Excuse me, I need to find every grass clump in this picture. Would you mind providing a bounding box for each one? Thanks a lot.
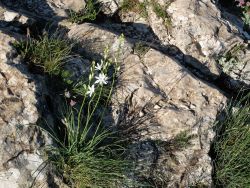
[14,32,137,187]
[134,42,150,56]
[121,0,148,18]
[48,54,133,187]
[69,0,100,24]
[151,0,171,28]
[172,131,195,149]
[49,109,132,187]
[155,130,196,152]
[213,92,250,187]
[45,36,139,187]
[13,33,72,75]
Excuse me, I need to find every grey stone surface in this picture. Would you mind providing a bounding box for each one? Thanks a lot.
[67,23,133,61]
[1,0,85,18]
[0,31,67,188]
[112,49,226,187]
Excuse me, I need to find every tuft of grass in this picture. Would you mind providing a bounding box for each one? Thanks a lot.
[13,33,72,75]
[155,131,196,152]
[47,110,133,188]
[151,0,172,28]
[69,0,100,24]
[213,92,250,188]
[44,36,142,187]
[134,42,150,57]
[121,0,148,18]
[47,63,134,187]
[172,131,195,149]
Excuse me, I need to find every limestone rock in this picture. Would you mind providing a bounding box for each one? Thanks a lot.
[218,44,250,89]
[1,0,85,18]
[99,0,122,15]
[0,0,242,187]
[144,0,249,88]
[114,0,249,89]
[0,32,66,188]
[67,23,133,61]
[3,11,19,22]
[113,49,226,187]
[58,0,86,12]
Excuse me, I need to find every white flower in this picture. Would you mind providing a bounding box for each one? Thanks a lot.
[95,62,103,71]
[64,91,71,98]
[86,85,95,97]
[95,73,108,85]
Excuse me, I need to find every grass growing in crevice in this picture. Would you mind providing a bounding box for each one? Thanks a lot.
[172,131,196,149]
[13,32,73,75]
[155,131,196,152]
[47,107,133,187]
[69,0,100,24]
[121,0,149,18]
[213,92,250,188]
[133,42,150,57]
[14,33,143,187]
[151,0,172,28]
[46,49,140,187]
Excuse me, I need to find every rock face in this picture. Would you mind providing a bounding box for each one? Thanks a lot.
[113,48,226,187]
[67,23,133,61]
[1,0,85,18]
[0,32,66,188]
[165,0,249,88]
[108,0,250,89]
[217,44,250,89]
[61,21,227,186]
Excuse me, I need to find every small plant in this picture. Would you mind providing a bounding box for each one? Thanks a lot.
[13,33,72,75]
[134,42,150,56]
[213,92,250,187]
[69,0,100,24]
[151,0,171,28]
[172,131,195,149]
[121,0,148,18]
[47,53,133,187]
[155,131,196,152]
[243,10,250,26]
[235,0,250,30]
[44,35,142,187]
[217,44,245,74]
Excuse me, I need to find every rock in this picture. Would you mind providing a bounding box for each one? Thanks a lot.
[66,23,227,185]
[128,141,158,179]
[0,168,20,188]
[67,23,133,61]
[168,0,249,88]
[147,2,171,45]
[0,0,242,187]
[116,0,249,90]
[58,0,86,12]
[64,57,91,81]
[1,0,85,19]
[113,49,226,187]
[218,44,250,90]
[1,0,56,18]
[99,0,122,15]
[0,32,66,188]
[3,11,19,22]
